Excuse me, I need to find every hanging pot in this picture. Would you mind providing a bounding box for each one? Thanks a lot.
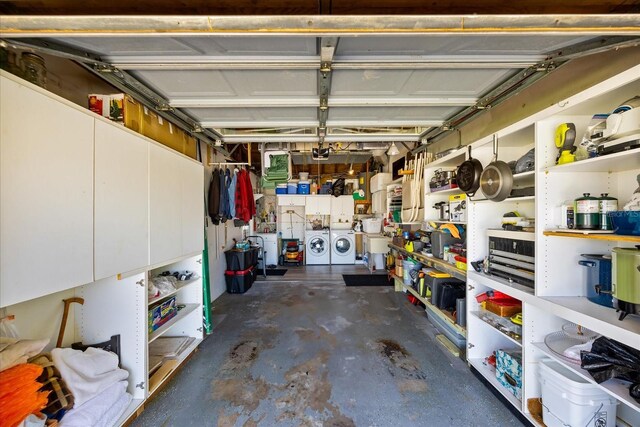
[456,145,483,197]
[480,135,513,202]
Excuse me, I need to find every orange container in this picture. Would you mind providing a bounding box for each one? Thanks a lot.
[485,299,522,317]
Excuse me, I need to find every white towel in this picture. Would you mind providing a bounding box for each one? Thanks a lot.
[59,380,130,427]
[52,347,129,407]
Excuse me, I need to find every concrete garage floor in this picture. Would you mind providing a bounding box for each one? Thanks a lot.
[133,266,525,427]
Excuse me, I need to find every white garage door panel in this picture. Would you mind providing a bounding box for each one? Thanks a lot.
[135,69,317,99]
[94,121,149,280]
[332,69,513,97]
[335,35,595,57]
[328,106,461,121]
[1,76,94,307]
[55,36,318,58]
[186,107,318,122]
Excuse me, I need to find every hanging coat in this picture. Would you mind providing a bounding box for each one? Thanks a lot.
[227,169,237,219]
[245,169,256,219]
[218,168,228,223]
[235,169,249,223]
[207,168,221,225]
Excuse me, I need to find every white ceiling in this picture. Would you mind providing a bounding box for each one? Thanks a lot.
[45,33,608,142]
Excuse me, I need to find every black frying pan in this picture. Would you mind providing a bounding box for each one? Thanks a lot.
[456,145,483,197]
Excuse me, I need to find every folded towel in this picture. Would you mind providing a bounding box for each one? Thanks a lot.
[59,381,130,427]
[96,388,132,427]
[52,348,128,407]
[0,337,49,372]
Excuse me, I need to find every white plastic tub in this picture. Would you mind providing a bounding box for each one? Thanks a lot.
[362,218,382,234]
[539,359,617,427]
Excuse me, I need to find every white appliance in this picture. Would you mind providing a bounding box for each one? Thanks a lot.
[305,229,331,265]
[331,230,356,264]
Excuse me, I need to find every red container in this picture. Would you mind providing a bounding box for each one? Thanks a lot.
[225,266,255,294]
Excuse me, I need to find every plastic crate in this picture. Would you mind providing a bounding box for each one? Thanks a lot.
[225,266,255,294]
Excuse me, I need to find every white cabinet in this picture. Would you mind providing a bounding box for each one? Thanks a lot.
[330,195,354,217]
[94,120,149,280]
[149,143,183,265]
[277,195,305,206]
[305,195,330,215]
[1,75,94,307]
[372,191,386,214]
[149,144,204,265]
[179,156,204,256]
[257,233,278,267]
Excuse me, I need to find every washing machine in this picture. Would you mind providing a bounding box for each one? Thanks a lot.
[331,230,356,264]
[305,229,331,265]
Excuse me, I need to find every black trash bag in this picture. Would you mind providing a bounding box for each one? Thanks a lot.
[581,336,640,401]
[331,178,346,197]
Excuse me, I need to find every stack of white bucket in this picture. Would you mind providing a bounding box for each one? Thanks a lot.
[539,359,617,427]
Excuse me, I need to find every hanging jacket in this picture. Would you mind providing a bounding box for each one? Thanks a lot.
[245,169,256,219]
[208,168,220,225]
[235,169,249,223]
[218,168,228,223]
[228,169,237,219]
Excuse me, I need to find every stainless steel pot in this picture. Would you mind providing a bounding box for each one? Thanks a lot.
[480,135,514,202]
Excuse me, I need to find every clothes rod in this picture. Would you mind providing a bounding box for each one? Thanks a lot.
[209,162,249,166]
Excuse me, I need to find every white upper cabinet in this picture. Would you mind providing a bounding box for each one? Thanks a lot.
[179,155,205,256]
[305,195,330,215]
[149,143,204,265]
[277,195,306,206]
[94,120,150,280]
[1,75,94,307]
[331,195,354,217]
[149,143,183,265]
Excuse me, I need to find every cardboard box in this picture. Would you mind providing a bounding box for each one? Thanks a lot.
[495,349,522,400]
[90,93,198,159]
[148,296,177,333]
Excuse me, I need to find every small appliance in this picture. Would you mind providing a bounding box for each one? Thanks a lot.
[612,246,640,320]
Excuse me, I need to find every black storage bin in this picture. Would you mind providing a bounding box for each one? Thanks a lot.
[225,266,255,294]
[436,283,465,311]
[427,275,464,304]
[225,248,258,271]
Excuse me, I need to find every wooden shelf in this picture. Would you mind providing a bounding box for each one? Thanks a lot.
[389,244,466,281]
[543,230,640,243]
[533,342,640,412]
[469,358,522,410]
[395,277,467,338]
[148,338,202,396]
[148,303,199,343]
[544,147,640,173]
[148,277,200,306]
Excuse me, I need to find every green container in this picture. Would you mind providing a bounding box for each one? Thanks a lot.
[612,246,640,320]
[575,193,599,230]
[598,193,618,231]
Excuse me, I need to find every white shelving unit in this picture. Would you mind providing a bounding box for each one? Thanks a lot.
[463,64,640,426]
[0,73,206,427]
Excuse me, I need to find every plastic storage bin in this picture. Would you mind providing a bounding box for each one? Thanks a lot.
[539,359,617,427]
[298,181,310,194]
[608,210,640,236]
[225,248,258,271]
[362,218,382,233]
[402,258,420,286]
[225,266,256,294]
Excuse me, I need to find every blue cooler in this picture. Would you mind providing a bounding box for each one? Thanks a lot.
[298,181,310,194]
[276,184,288,194]
[287,182,298,194]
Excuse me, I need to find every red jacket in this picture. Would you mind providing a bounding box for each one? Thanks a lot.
[235,169,255,223]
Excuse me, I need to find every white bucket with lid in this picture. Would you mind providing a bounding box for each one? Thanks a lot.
[539,359,617,427]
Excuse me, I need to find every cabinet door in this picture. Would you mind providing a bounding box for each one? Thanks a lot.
[317,196,331,215]
[149,143,182,265]
[180,156,204,256]
[305,196,318,214]
[1,76,94,306]
[94,121,149,280]
[341,196,354,216]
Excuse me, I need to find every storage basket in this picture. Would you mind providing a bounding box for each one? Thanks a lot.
[362,218,382,234]
[539,359,617,427]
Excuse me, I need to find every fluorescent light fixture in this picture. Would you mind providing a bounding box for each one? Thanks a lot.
[387,142,400,156]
